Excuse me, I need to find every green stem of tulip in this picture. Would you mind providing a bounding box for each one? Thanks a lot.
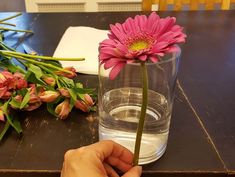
[0,27,33,34]
[0,42,16,51]
[133,62,148,166]
[0,50,85,61]
[0,42,9,50]
[0,22,16,27]
[4,53,73,74]
[0,13,22,22]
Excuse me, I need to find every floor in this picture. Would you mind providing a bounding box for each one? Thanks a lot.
[0,0,25,12]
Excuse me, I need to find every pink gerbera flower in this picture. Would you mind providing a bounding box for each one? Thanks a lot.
[99,12,186,80]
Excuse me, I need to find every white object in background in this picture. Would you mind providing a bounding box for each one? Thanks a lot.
[53,26,108,75]
[25,0,141,12]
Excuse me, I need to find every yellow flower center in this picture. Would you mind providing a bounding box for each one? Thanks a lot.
[129,40,149,51]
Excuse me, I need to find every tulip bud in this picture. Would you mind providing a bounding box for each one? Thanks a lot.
[59,88,70,98]
[55,67,77,79]
[14,95,23,102]
[0,108,5,122]
[55,99,70,119]
[10,95,23,109]
[74,100,89,112]
[29,94,41,104]
[0,86,7,99]
[39,90,60,103]
[42,76,56,87]
[24,102,42,111]
[84,94,94,106]
[0,71,14,89]
[0,86,11,99]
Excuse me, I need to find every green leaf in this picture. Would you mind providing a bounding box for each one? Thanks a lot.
[25,71,46,86]
[75,83,83,88]
[17,88,28,96]
[59,77,75,88]
[68,89,77,102]
[46,103,57,117]
[46,97,63,117]
[74,87,95,94]
[28,64,43,80]
[9,98,21,109]
[2,101,22,134]
[0,58,25,73]
[0,121,10,141]
[20,89,30,109]
[69,98,75,110]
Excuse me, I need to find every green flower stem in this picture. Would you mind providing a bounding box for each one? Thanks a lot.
[0,22,16,27]
[133,62,148,166]
[0,42,9,50]
[0,27,33,34]
[56,77,62,88]
[1,50,85,61]
[4,53,73,74]
[0,122,10,141]
[0,13,22,22]
[0,42,15,51]
[40,65,56,76]
[39,65,62,88]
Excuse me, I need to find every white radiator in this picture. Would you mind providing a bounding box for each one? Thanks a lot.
[25,0,142,12]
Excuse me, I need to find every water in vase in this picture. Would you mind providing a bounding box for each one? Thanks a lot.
[99,87,172,164]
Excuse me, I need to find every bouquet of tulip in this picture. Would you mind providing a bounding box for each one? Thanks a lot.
[0,13,95,141]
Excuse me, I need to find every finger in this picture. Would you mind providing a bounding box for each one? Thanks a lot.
[105,156,132,172]
[89,140,133,164]
[60,162,65,177]
[103,163,119,177]
[122,166,142,177]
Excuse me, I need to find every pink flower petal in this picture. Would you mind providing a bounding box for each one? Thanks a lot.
[149,56,159,63]
[138,55,147,61]
[109,63,126,80]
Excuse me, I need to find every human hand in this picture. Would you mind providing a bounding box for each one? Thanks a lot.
[61,140,142,177]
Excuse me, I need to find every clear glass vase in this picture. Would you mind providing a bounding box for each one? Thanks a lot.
[98,48,181,165]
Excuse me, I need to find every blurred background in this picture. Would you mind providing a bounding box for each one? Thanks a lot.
[0,0,142,12]
[0,0,234,12]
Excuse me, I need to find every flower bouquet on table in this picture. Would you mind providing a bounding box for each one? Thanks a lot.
[0,13,95,141]
[98,12,186,165]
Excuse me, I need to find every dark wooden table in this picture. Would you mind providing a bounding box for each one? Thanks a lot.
[0,11,235,177]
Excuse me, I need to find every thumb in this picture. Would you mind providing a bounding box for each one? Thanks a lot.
[122,166,142,177]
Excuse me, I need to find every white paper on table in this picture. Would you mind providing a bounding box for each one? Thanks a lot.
[53,26,109,75]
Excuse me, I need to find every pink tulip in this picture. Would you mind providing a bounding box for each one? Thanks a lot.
[74,100,89,112]
[29,94,41,104]
[0,86,12,100]
[0,86,7,99]
[59,88,70,98]
[0,71,14,86]
[42,76,56,87]
[55,67,77,79]
[55,99,71,119]
[13,72,27,90]
[39,90,60,103]
[84,94,94,107]
[24,102,42,111]
[0,71,14,90]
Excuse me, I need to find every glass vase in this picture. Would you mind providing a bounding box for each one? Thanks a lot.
[98,48,181,165]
